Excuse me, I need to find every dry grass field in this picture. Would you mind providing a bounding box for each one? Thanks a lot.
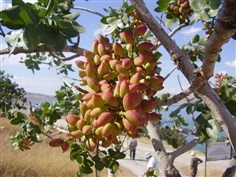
[0,118,135,177]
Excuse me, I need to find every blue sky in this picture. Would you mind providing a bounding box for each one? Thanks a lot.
[0,0,235,96]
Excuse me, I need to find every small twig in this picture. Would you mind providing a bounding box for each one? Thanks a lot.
[156,84,195,106]
[153,23,188,49]
[156,15,171,32]
[177,75,196,124]
[49,52,81,61]
[72,6,104,17]
[169,23,188,38]
[50,61,80,94]
[55,127,68,134]
[164,66,178,80]
[64,76,80,82]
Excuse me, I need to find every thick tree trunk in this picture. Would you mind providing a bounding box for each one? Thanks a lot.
[146,121,182,177]
[222,155,236,177]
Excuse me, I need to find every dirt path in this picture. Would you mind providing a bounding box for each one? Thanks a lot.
[118,139,231,177]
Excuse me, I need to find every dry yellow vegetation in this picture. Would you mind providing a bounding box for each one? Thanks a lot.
[0,118,135,177]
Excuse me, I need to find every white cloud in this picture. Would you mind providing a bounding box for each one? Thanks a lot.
[1,0,38,10]
[0,1,11,10]
[93,25,107,37]
[180,27,202,36]
[12,75,62,95]
[225,60,236,68]
[217,71,228,75]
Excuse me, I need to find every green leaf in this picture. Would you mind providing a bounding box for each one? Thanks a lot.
[108,148,116,156]
[93,156,104,171]
[169,104,188,117]
[63,12,80,20]
[76,156,83,164]
[206,119,221,142]
[0,6,25,29]
[12,0,25,6]
[178,117,188,126]
[189,0,210,12]
[210,0,221,10]
[165,17,177,27]
[100,16,110,24]
[172,139,178,148]
[186,104,195,115]
[220,87,235,102]
[154,51,162,61]
[16,111,27,119]
[191,34,200,44]
[18,7,34,25]
[115,151,126,159]
[23,24,41,49]
[110,161,119,173]
[155,0,171,12]
[225,100,236,115]
[103,25,117,34]
[116,19,126,29]
[84,159,94,167]
[14,0,39,23]
[208,9,219,17]
[57,20,81,37]
[125,5,134,13]
[38,8,47,18]
[122,14,129,24]
[195,111,211,127]
[46,0,57,16]
[80,165,93,174]
[95,162,104,171]
[109,7,119,16]
[106,17,119,25]
[38,24,66,50]
[10,117,25,125]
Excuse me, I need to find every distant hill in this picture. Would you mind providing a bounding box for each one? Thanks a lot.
[25,92,56,106]
[24,92,197,107]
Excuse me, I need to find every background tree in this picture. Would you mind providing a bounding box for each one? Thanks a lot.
[0,70,27,118]
[0,0,235,177]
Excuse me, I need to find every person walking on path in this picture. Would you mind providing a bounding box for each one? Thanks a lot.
[190,151,203,177]
[143,152,159,177]
[29,101,33,113]
[129,138,137,160]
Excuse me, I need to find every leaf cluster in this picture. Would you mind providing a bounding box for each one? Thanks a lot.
[0,0,85,51]
[70,144,126,176]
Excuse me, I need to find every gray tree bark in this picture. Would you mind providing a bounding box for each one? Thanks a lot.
[130,0,236,176]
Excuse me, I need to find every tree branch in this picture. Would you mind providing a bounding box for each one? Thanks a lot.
[0,45,85,57]
[202,0,236,80]
[72,6,104,17]
[170,137,199,161]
